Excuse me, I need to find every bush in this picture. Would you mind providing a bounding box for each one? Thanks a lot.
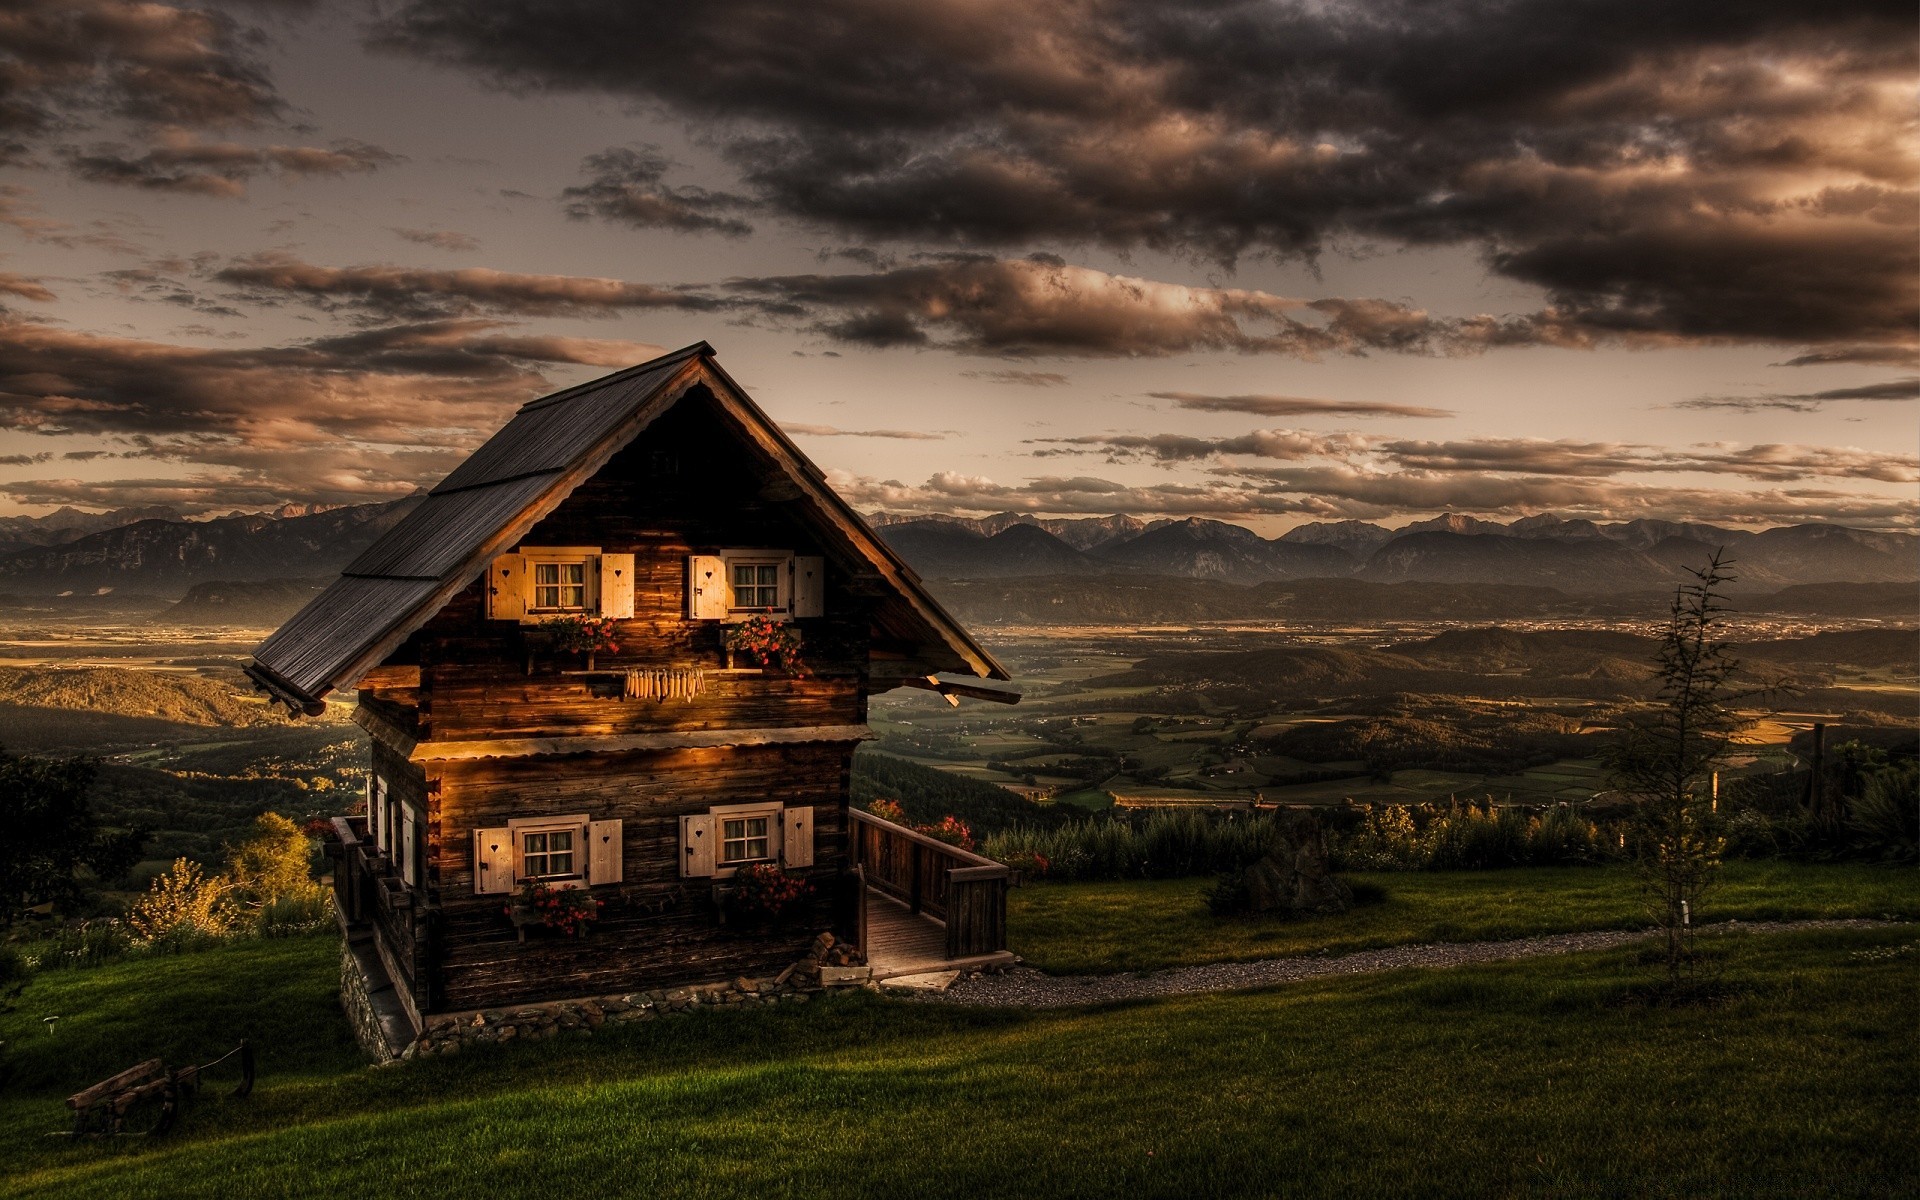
[258,890,334,937]
[0,942,28,986]
[128,858,236,942]
[1851,762,1919,865]
[983,809,1289,883]
[14,918,138,971]
[1334,801,1613,871]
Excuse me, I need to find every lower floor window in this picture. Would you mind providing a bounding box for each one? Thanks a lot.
[522,829,576,878]
[721,815,771,864]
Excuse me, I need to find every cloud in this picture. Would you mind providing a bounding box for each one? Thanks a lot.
[373,0,1918,353]
[1155,391,1452,419]
[829,465,1916,530]
[212,252,716,320]
[1031,429,1366,463]
[0,0,284,158]
[724,254,1571,358]
[0,315,640,511]
[0,452,52,466]
[1777,346,1920,369]
[784,423,946,440]
[1372,438,1919,485]
[1676,377,1920,412]
[392,227,482,252]
[0,274,56,303]
[563,145,755,236]
[963,369,1070,387]
[66,132,400,196]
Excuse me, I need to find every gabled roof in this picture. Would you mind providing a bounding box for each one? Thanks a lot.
[247,342,1009,713]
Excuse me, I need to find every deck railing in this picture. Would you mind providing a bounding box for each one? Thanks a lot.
[326,815,431,1012]
[848,808,1008,960]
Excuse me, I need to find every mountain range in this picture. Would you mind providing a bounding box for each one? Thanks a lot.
[0,498,1908,606]
[0,499,420,597]
[877,513,1917,593]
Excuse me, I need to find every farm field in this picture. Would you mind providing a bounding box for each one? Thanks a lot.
[1003,862,1920,974]
[0,925,1912,1199]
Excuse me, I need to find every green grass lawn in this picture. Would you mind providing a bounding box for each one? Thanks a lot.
[1008,861,1920,974]
[1,926,1914,1198]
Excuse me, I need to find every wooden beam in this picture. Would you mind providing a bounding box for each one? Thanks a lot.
[894,675,1022,706]
[404,723,874,762]
[353,704,419,759]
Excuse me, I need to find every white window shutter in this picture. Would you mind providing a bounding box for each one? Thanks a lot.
[600,553,635,619]
[687,555,727,620]
[400,812,417,887]
[486,553,526,621]
[680,813,716,877]
[372,777,388,853]
[588,818,623,885]
[473,827,513,895]
[791,556,824,618]
[782,806,815,868]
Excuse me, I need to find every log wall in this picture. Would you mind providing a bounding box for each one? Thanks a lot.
[349,400,878,1013]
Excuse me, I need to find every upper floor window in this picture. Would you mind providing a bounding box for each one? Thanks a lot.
[532,560,588,612]
[730,560,784,612]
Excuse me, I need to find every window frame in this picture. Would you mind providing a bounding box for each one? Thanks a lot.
[709,801,785,877]
[506,813,591,888]
[519,546,601,616]
[720,549,791,618]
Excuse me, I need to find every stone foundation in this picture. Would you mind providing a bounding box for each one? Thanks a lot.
[406,965,870,1057]
[339,939,409,1064]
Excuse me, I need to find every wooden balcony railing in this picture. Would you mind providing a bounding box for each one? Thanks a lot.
[848,809,1008,960]
[326,815,432,1013]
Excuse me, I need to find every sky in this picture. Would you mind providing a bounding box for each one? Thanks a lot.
[0,0,1913,534]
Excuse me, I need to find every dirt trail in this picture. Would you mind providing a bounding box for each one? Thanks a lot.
[914,919,1901,1008]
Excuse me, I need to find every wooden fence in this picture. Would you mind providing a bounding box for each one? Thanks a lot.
[847,809,1008,960]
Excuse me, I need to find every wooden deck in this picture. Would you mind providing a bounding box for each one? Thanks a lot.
[863,889,1014,980]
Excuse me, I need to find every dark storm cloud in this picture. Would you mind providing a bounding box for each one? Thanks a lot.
[1155,391,1452,419]
[212,252,718,320]
[0,314,648,509]
[0,1,402,192]
[1676,377,1920,413]
[374,0,1917,351]
[65,133,398,196]
[563,145,755,237]
[0,0,283,153]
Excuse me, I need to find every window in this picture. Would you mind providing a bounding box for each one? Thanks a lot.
[730,560,783,612]
[521,828,577,879]
[531,559,588,611]
[687,553,822,621]
[680,803,813,878]
[721,814,772,865]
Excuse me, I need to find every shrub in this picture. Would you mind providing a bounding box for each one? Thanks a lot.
[0,942,28,986]
[1334,801,1610,871]
[128,858,236,942]
[258,890,334,937]
[983,809,1288,883]
[13,919,138,971]
[1851,762,1919,865]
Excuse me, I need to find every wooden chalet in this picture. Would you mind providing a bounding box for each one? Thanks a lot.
[247,342,1017,1050]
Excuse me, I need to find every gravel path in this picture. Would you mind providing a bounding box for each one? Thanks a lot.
[913,919,1900,1008]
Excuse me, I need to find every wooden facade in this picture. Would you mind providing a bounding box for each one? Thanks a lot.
[254,344,1015,1032]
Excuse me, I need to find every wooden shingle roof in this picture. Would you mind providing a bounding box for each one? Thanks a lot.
[247,342,1008,712]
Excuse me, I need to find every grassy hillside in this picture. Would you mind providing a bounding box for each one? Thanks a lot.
[1006,862,1920,974]
[0,666,287,728]
[0,925,1913,1198]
